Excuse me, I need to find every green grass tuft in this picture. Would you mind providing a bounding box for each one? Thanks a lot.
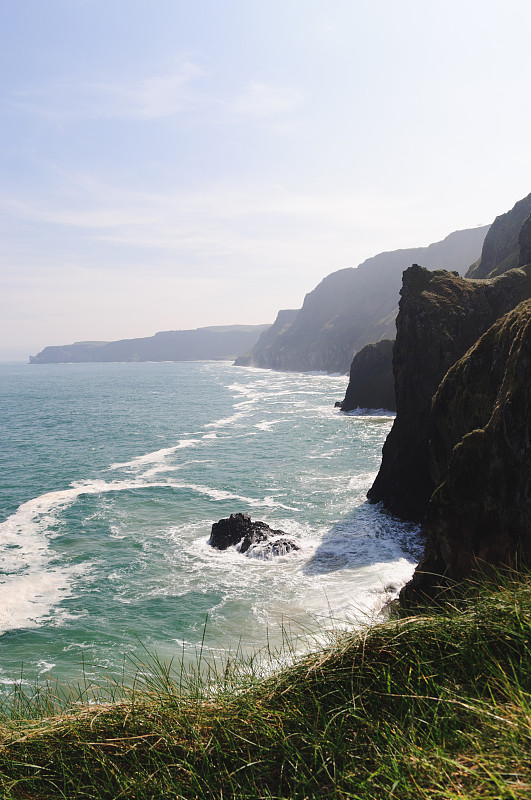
[1,576,531,798]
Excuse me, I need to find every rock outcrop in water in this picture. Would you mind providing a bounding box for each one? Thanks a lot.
[235,226,489,374]
[208,513,299,558]
[402,298,531,602]
[30,325,270,364]
[340,340,395,412]
[368,263,531,521]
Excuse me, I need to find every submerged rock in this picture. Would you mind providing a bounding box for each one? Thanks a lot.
[245,537,300,559]
[208,513,299,557]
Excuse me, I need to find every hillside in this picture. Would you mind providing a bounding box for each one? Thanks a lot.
[29,324,270,364]
[235,225,489,374]
[466,192,531,278]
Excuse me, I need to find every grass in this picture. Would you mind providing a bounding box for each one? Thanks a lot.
[1,578,531,798]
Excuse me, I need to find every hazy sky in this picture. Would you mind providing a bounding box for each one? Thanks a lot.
[2,0,531,358]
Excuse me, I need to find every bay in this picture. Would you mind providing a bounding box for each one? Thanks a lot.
[0,361,421,687]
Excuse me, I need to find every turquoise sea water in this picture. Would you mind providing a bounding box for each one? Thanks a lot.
[0,361,421,687]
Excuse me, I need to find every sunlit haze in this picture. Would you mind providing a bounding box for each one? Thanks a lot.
[2,0,531,359]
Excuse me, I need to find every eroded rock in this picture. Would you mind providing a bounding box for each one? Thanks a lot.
[208,513,299,557]
[401,298,531,603]
[467,192,531,279]
[368,263,531,521]
[340,339,395,412]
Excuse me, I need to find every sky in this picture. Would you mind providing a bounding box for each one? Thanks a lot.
[2,0,531,359]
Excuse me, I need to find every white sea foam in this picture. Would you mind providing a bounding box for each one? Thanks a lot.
[0,476,191,635]
[341,408,396,418]
[166,482,299,511]
[0,482,107,633]
[0,471,302,635]
[109,440,200,472]
[0,568,76,635]
[254,420,282,431]
[110,446,178,471]
[37,660,56,674]
[204,411,248,429]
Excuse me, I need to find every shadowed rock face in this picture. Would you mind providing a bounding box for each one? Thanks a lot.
[466,193,531,279]
[401,299,531,603]
[368,264,531,521]
[519,214,531,268]
[235,226,489,374]
[340,340,395,412]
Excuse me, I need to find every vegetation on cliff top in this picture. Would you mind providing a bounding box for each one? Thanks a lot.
[1,576,531,798]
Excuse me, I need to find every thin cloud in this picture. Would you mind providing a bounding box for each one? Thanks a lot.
[0,168,419,284]
[13,61,204,120]
[13,68,303,129]
[229,82,303,117]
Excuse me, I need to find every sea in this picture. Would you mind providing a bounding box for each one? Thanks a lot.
[0,360,422,690]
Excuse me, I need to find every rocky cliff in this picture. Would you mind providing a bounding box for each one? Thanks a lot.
[368,264,531,521]
[402,298,531,602]
[340,340,395,412]
[466,193,531,279]
[234,310,298,368]
[518,213,531,268]
[235,226,489,374]
[30,325,270,364]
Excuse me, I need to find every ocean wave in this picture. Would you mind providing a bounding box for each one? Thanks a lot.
[0,473,300,637]
[204,411,248,429]
[340,408,396,418]
[254,419,282,431]
[109,440,201,472]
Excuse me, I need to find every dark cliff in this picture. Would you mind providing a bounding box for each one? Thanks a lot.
[30,325,270,364]
[402,298,531,602]
[368,264,531,521]
[518,213,531,268]
[236,226,489,374]
[340,340,395,412]
[466,193,531,279]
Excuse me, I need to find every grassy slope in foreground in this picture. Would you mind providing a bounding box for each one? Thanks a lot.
[1,578,531,798]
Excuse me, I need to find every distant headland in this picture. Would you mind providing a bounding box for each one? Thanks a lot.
[29,324,270,364]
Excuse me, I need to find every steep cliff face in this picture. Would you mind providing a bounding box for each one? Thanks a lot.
[402,299,531,602]
[368,264,531,521]
[340,340,395,412]
[235,264,398,373]
[518,214,531,267]
[234,310,298,367]
[466,193,531,279]
[236,226,489,374]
